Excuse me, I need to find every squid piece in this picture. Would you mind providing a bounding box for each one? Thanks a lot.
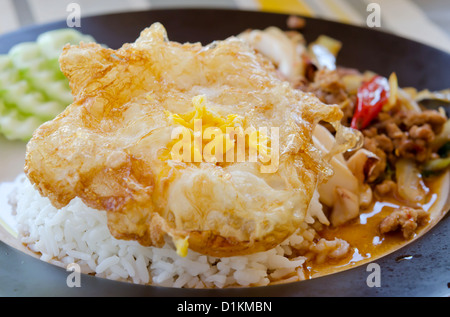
[329,187,360,227]
[395,158,429,203]
[314,127,380,226]
[347,148,380,208]
[313,125,360,225]
[238,26,305,82]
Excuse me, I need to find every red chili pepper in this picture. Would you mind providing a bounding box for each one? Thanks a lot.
[350,75,390,130]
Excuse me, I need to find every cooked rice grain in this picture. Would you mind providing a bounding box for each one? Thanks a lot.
[11,175,350,288]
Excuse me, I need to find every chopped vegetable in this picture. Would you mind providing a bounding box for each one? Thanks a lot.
[37,28,95,59]
[308,35,342,71]
[438,141,450,157]
[395,158,429,203]
[341,74,363,95]
[424,157,450,173]
[432,120,450,152]
[426,138,450,174]
[350,75,390,130]
[397,88,422,112]
[0,29,96,141]
[383,72,398,111]
[312,35,342,56]
[414,88,450,103]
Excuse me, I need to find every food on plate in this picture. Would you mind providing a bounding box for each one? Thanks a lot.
[24,22,359,257]
[1,21,449,288]
[0,29,96,141]
[241,26,449,233]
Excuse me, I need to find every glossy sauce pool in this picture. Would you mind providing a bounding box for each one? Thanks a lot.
[306,172,449,278]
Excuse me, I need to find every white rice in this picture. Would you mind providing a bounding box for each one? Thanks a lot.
[9,174,350,288]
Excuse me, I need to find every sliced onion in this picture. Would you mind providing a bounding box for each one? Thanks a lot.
[395,158,429,203]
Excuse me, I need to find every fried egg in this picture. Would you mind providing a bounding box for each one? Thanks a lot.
[24,23,358,257]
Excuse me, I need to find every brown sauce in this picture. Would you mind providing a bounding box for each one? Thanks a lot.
[306,174,447,278]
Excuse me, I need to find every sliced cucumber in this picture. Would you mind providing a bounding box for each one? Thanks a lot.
[0,29,97,141]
